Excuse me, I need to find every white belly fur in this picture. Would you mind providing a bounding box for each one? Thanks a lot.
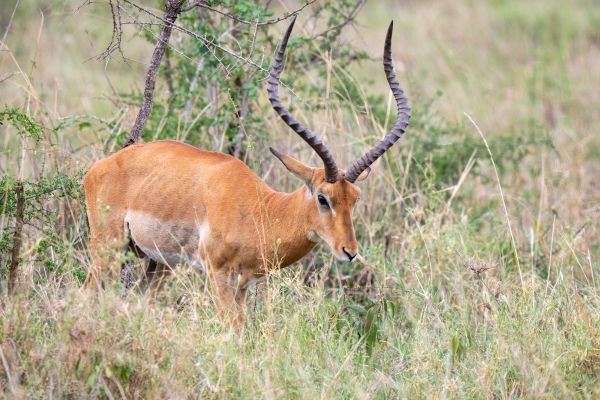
[138,245,205,271]
[125,210,208,271]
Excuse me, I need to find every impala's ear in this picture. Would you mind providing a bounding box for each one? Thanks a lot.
[270,147,314,183]
[353,167,371,182]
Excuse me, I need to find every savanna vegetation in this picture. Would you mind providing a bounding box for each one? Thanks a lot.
[1,0,600,398]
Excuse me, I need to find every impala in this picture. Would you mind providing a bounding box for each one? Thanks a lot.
[84,17,409,330]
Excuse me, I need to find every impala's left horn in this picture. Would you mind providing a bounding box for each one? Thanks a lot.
[267,16,339,184]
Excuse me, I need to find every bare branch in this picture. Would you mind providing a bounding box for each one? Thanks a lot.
[183,0,318,25]
[181,0,202,12]
[118,5,209,69]
[312,0,366,39]
[104,0,128,64]
[58,0,101,27]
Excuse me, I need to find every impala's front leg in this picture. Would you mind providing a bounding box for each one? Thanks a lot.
[209,268,247,334]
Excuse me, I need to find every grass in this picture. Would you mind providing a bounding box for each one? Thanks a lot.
[1,0,600,398]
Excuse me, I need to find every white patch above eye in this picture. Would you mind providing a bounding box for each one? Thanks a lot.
[307,230,320,243]
[305,186,313,199]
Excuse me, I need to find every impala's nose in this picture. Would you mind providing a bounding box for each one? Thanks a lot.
[342,247,357,262]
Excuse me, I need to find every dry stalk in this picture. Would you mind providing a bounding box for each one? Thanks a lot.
[8,181,24,294]
[464,112,523,290]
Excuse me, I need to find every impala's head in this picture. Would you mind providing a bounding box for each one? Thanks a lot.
[267,17,410,262]
[270,148,370,262]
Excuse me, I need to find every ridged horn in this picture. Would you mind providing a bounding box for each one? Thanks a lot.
[344,21,410,183]
[267,16,339,183]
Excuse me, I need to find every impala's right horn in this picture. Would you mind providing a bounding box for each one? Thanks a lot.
[267,16,340,184]
[344,21,410,184]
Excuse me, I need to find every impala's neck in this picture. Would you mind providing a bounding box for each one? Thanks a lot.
[262,185,318,268]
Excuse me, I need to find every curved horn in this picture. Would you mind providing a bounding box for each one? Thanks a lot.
[267,16,339,183]
[344,21,410,183]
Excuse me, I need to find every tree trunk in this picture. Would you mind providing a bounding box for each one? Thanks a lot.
[123,0,187,148]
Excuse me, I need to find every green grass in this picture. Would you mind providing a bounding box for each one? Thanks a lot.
[1,0,600,398]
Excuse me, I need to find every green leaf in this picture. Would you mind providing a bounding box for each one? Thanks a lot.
[451,335,459,354]
[347,304,367,315]
[364,308,375,336]
[365,322,378,357]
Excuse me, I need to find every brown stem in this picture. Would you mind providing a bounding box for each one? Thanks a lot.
[123,0,186,148]
[9,181,24,294]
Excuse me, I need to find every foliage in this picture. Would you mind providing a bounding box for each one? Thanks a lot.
[0,105,46,143]
[119,0,368,159]
[0,107,86,289]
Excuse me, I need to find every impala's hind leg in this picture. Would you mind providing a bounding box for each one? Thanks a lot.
[85,207,128,291]
[145,261,173,304]
[120,235,146,290]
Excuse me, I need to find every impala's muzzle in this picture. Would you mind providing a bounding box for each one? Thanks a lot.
[342,247,357,262]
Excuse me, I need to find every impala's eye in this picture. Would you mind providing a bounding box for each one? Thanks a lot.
[317,195,329,208]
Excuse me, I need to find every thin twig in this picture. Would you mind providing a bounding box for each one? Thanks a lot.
[58,0,100,27]
[85,30,133,125]
[95,0,129,63]
[312,0,365,39]
[0,0,20,48]
[0,72,15,84]
[183,0,317,25]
